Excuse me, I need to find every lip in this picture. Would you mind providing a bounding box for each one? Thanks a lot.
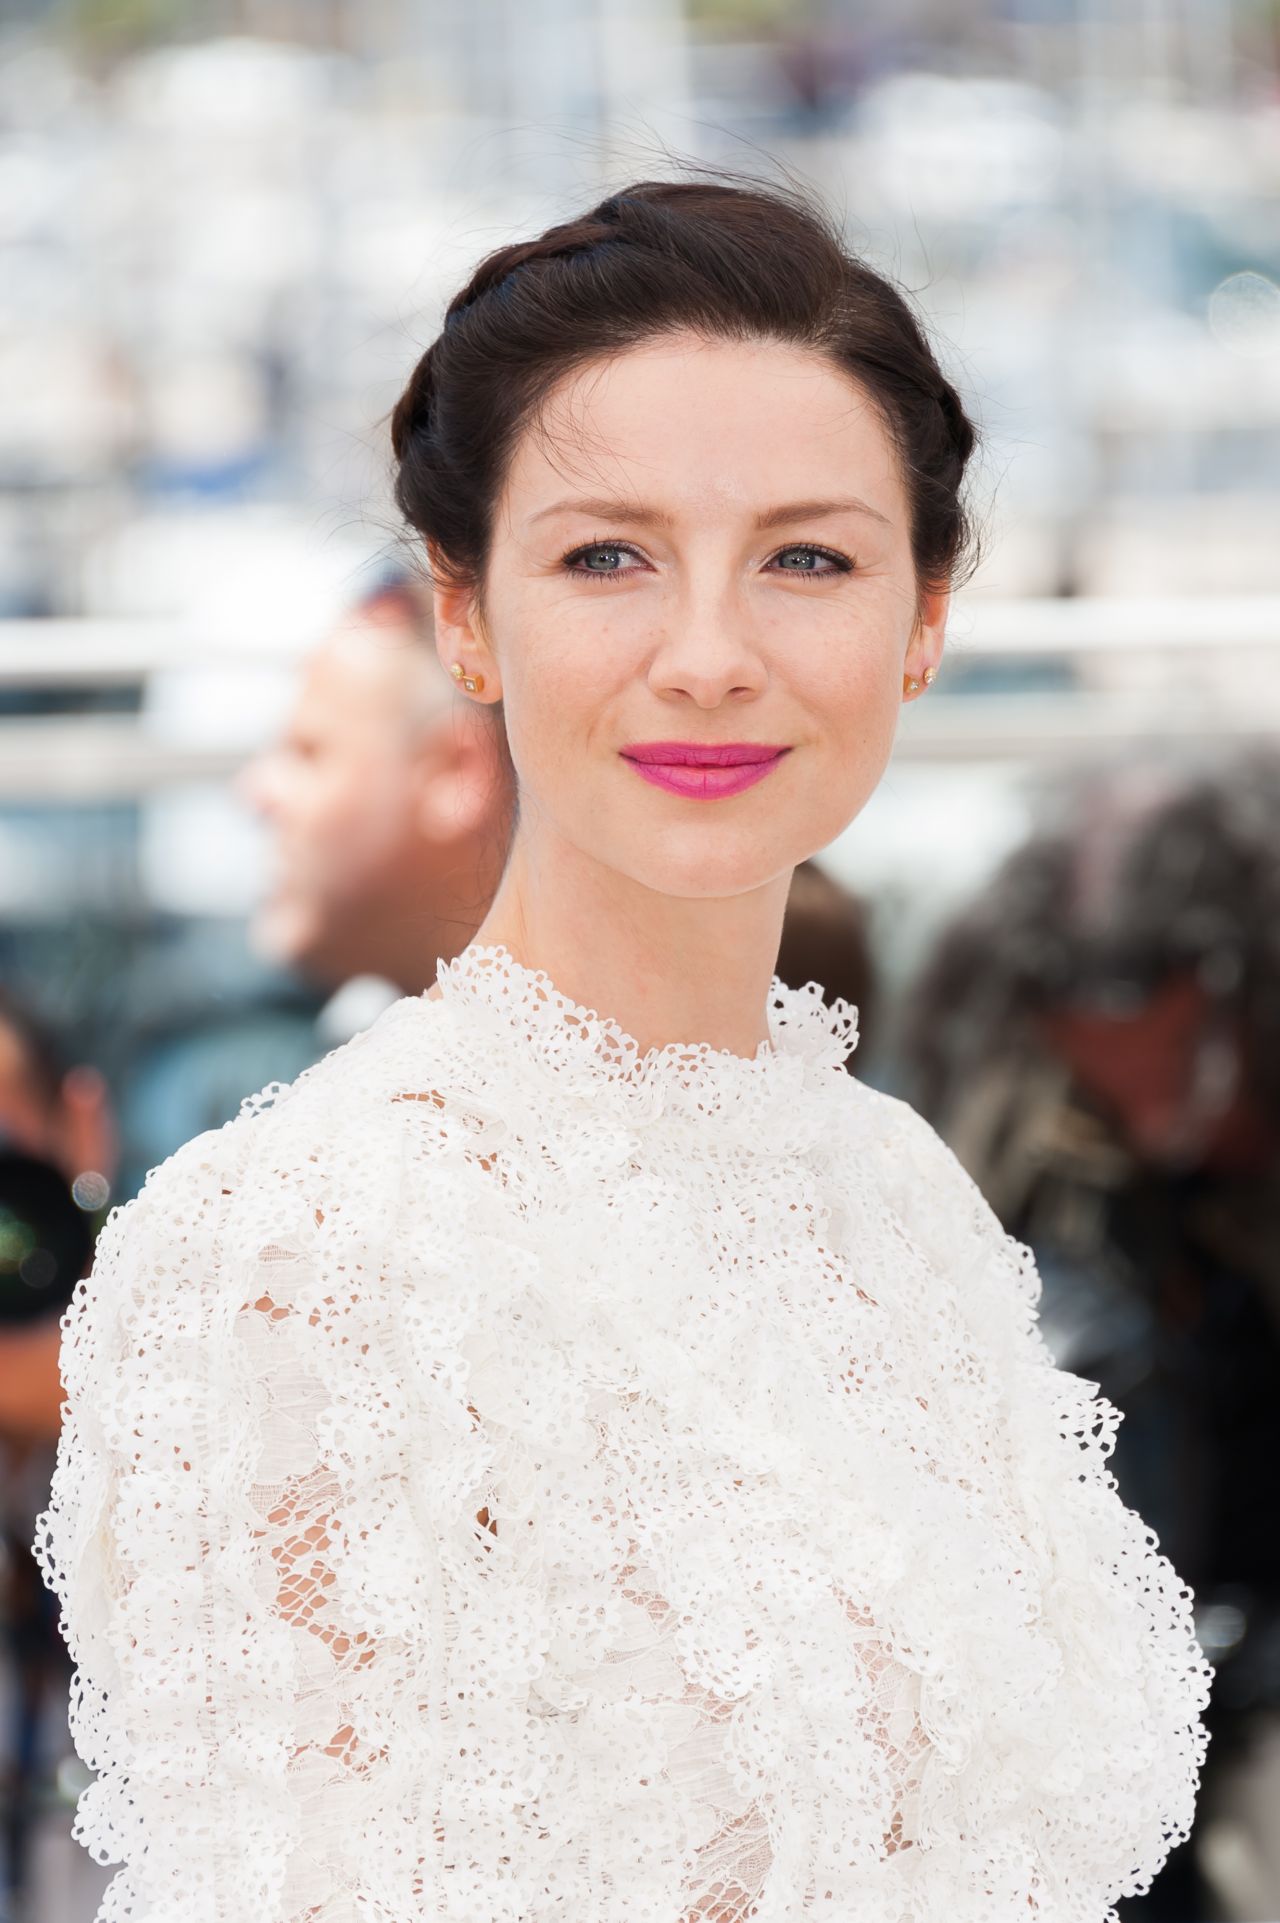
[619,740,791,800]
[621,741,790,766]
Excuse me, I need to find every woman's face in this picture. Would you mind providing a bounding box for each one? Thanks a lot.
[433,329,947,902]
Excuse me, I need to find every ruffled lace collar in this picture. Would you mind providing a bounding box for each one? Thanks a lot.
[427,941,859,1147]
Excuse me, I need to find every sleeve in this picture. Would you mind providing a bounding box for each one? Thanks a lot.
[30,1117,430,1923]
[884,1092,1215,1915]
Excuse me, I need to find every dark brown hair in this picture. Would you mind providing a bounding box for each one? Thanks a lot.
[390,176,982,612]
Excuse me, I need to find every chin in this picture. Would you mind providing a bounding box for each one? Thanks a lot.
[246,908,294,969]
[636,809,849,891]
[620,843,799,901]
[256,902,326,974]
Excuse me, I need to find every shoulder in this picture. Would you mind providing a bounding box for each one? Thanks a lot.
[140,989,443,1215]
[56,1107,260,1402]
[850,1080,992,1218]
[849,1081,1045,1330]
[86,1107,260,1290]
[63,996,436,1362]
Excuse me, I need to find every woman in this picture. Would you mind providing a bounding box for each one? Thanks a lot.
[33,179,1210,1923]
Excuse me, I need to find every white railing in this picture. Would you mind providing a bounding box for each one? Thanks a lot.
[1,597,1278,798]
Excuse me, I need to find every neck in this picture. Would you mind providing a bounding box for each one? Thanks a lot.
[460,825,793,1060]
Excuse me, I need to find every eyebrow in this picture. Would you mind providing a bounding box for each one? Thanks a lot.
[529,495,892,531]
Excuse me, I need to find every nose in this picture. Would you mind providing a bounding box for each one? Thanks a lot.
[235,750,279,818]
[646,572,769,709]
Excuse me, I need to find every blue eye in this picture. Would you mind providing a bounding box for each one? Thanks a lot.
[562,541,644,578]
[770,545,853,577]
[557,538,845,580]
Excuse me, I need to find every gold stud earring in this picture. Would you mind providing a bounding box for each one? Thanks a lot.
[450,661,484,694]
[903,674,920,696]
[923,665,938,686]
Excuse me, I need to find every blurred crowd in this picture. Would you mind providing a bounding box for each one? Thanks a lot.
[0,570,1278,1919]
[4,11,1280,622]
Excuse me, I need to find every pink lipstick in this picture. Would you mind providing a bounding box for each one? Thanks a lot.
[619,740,791,800]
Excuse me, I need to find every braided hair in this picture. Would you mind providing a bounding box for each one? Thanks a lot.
[390,177,981,611]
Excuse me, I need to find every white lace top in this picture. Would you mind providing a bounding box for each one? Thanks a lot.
[33,943,1212,1923]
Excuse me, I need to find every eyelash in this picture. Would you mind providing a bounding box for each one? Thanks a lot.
[558,539,856,583]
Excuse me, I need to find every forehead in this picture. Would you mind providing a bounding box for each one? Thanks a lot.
[499,331,902,528]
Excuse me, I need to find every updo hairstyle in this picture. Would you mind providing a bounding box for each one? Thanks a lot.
[390,176,982,617]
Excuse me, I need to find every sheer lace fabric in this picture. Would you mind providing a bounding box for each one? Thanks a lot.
[34,943,1211,1922]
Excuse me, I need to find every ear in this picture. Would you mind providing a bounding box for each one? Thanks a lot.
[904,581,950,687]
[428,545,502,702]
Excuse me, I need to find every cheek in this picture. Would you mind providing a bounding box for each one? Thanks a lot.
[826,661,902,778]
[313,762,364,832]
[275,768,329,836]
[501,631,624,787]
[311,756,399,849]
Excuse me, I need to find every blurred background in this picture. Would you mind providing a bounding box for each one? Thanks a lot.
[2,0,1279,1917]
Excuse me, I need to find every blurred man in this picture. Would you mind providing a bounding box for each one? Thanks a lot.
[238,567,514,1006]
[901,750,1280,1923]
